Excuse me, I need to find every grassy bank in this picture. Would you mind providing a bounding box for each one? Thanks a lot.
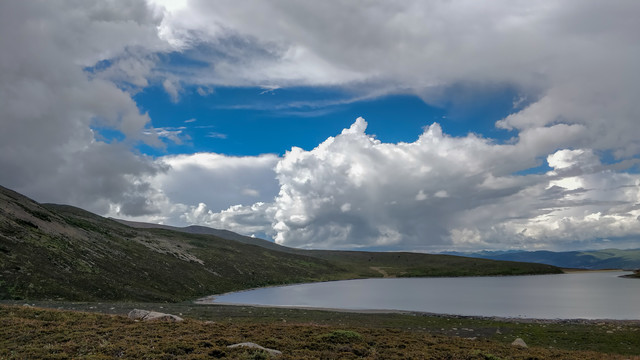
[622,269,640,278]
[2,302,639,359]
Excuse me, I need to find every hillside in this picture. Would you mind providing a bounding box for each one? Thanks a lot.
[114,218,290,253]
[304,250,563,278]
[448,249,640,270]
[0,187,350,301]
[0,185,561,302]
[118,221,563,277]
[623,269,640,278]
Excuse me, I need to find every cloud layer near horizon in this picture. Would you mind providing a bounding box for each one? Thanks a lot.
[179,118,640,251]
[1,1,639,250]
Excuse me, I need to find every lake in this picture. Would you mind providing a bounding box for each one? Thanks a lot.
[204,271,640,320]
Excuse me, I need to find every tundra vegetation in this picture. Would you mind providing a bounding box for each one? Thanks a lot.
[1,303,638,359]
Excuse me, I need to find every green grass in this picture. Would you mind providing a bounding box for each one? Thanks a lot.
[319,330,363,343]
[305,250,561,278]
[1,304,637,359]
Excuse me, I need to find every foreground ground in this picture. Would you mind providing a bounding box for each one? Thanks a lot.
[1,303,639,359]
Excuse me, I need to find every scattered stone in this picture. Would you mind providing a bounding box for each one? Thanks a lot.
[496,328,502,334]
[227,342,282,356]
[127,309,183,322]
[511,338,528,348]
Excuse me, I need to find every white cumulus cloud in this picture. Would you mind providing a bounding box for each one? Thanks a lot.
[195,118,640,251]
[108,152,280,226]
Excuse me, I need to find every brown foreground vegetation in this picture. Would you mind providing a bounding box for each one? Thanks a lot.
[2,304,639,359]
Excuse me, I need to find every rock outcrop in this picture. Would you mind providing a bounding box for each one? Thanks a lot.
[127,309,183,322]
[511,337,528,348]
[227,342,282,356]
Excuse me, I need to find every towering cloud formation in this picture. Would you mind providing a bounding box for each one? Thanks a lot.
[186,118,640,250]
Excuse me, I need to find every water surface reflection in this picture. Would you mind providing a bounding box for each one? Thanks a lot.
[207,271,639,319]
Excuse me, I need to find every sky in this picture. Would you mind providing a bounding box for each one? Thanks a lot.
[1,0,640,252]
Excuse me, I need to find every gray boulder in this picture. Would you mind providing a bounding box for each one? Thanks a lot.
[227,342,282,356]
[127,309,183,322]
[511,337,528,348]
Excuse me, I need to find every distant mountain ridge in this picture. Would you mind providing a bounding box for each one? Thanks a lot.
[124,219,640,271]
[0,184,561,302]
[113,218,291,253]
[445,249,640,270]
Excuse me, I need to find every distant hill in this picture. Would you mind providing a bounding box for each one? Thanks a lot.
[0,185,561,302]
[114,218,291,253]
[445,249,640,270]
[116,220,568,277]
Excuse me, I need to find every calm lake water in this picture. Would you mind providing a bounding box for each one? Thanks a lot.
[207,271,640,319]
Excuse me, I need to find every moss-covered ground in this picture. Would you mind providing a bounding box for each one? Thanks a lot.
[1,302,638,359]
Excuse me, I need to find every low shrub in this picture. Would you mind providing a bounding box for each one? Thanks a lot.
[319,330,363,344]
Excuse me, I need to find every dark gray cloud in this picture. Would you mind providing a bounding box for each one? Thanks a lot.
[0,0,168,215]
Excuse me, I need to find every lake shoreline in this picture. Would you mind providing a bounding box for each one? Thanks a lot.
[561,268,627,273]
[201,271,639,321]
[198,269,633,303]
[195,270,582,304]
[4,298,638,325]
[195,301,640,325]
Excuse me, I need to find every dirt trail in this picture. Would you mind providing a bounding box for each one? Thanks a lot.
[370,266,392,278]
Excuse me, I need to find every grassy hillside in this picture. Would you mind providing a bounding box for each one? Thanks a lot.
[115,218,290,253]
[623,269,640,278]
[0,185,561,302]
[305,250,562,278]
[120,221,563,278]
[0,186,346,301]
